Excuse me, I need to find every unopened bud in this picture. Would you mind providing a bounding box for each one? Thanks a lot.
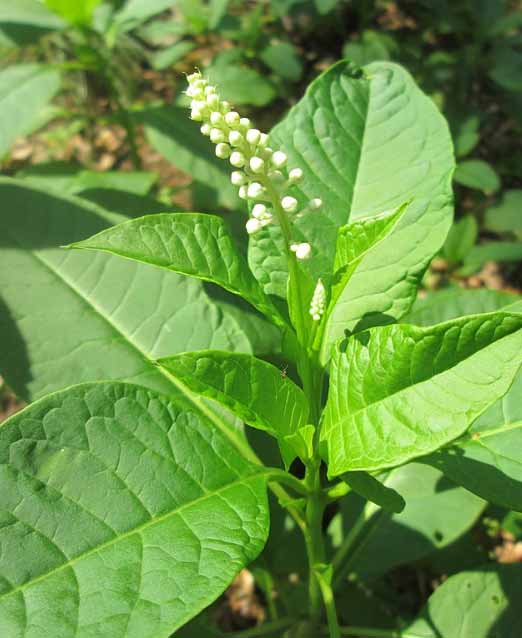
[250,157,265,173]
[272,151,287,168]
[246,128,261,145]
[246,218,263,234]
[230,151,246,167]
[281,196,298,212]
[231,171,246,186]
[215,143,231,159]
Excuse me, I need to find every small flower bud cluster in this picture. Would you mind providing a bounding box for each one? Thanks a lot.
[309,279,326,321]
[187,71,323,260]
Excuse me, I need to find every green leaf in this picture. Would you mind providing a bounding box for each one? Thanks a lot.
[404,288,520,326]
[0,0,64,47]
[315,0,340,14]
[460,241,522,275]
[260,41,303,82]
[152,41,196,70]
[339,463,484,582]
[342,30,398,67]
[490,44,522,93]
[44,0,102,24]
[114,0,179,29]
[484,189,522,236]
[320,203,408,357]
[321,313,522,475]
[442,214,478,263]
[423,369,522,511]
[0,382,270,636]
[454,159,501,194]
[0,64,61,159]
[249,61,454,339]
[136,106,239,209]
[341,471,405,513]
[406,565,522,637]
[71,213,285,328]
[207,64,276,106]
[0,178,280,402]
[454,115,480,158]
[208,0,231,29]
[158,350,309,466]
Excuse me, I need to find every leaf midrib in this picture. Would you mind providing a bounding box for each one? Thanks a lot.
[0,472,265,602]
[8,234,252,460]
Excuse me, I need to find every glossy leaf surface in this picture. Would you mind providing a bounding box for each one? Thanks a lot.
[71,213,284,328]
[322,313,522,475]
[158,351,309,466]
[0,383,269,636]
[249,60,454,339]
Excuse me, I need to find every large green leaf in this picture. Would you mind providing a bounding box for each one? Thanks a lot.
[158,351,309,465]
[404,288,520,326]
[0,179,280,402]
[136,106,240,210]
[484,189,522,237]
[321,313,522,475]
[406,565,522,638]
[0,0,64,47]
[249,60,454,338]
[114,0,178,29]
[0,64,61,159]
[335,463,484,582]
[454,159,501,194]
[71,213,286,328]
[44,0,102,24]
[0,382,270,636]
[424,369,522,511]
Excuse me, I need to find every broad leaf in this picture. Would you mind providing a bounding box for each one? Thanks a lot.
[0,64,61,158]
[157,351,309,466]
[404,288,520,326]
[0,0,64,47]
[71,213,286,329]
[334,463,484,582]
[406,565,522,638]
[207,64,276,106]
[442,214,478,263]
[249,60,454,340]
[484,189,522,237]
[0,383,270,636]
[341,471,405,513]
[0,179,280,402]
[460,241,522,276]
[321,313,522,475]
[319,202,408,357]
[136,106,240,209]
[114,0,179,29]
[424,369,522,511]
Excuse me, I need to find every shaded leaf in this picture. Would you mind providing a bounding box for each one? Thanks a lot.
[0,0,64,47]
[454,159,501,194]
[321,313,522,475]
[484,189,522,236]
[406,565,522,637]
[0,382,269,636]
[152,41,196,70]
[207,64,276,106]
[460,241,522,275]
[341,471,405,513]
[44,0,102,24]
[0,64,61,158]
[260,41,303,81]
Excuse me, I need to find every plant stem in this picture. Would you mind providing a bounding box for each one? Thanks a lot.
[335,627,424,638]
[316,569,341,638]
[303,461,326,621]
[266,468,309,496]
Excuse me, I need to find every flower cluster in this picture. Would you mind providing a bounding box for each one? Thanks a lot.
[309,279,326,322]
[186,71,322,260]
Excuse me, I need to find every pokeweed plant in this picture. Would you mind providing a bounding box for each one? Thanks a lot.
[1,60,522,638]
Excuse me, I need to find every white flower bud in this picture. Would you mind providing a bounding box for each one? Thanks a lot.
[187,72,201,83]
[309,279,326,321]
[289,168,303,183]
[246,218,263,234]
[221,101,230,111]
[294,242,312,260]
[200,123,211,136]
[191,99,206,111]
[230,151,246,167]
[250,157,265,174]
[210,111,223,125]
[210,128,225,143]
[204,85,216,95]
[309,198,323,210]
[272,151,287,168]
[246,128,261,145]
[231,171,246,186]
[238,185,248,199]
[281,196,298,212]
[186,86,203,98]
[225,111,240,126]
[259,133,268,146]
[190,107,203,121]
[260,214,272,226]
[239,117,251,130]
[229,130,243,146]
[206,93,220,108]
[252,203,268,219]
[261,147,273,160]
[215,143,231,159]
[247,182,264,199]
